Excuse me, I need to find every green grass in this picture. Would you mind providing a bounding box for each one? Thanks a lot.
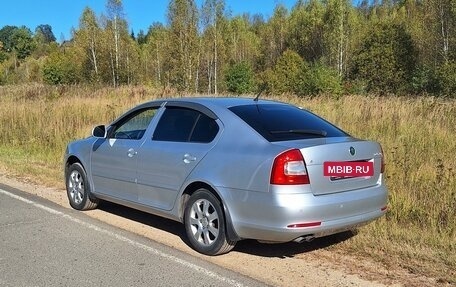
[0,84,454,284]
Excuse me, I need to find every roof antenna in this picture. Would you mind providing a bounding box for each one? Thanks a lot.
[254,84,267,102]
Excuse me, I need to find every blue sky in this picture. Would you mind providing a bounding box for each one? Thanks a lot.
[0,0,297,41]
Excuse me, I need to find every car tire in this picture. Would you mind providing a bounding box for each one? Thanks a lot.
[184,189,236,255]
[65,162,99,210]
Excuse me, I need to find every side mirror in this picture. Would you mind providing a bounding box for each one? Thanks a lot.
[92,125,107,138]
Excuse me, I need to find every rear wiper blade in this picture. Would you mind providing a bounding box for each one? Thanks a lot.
[270,129,328,137]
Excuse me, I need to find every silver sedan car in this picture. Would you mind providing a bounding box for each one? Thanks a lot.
[64,97,387,255]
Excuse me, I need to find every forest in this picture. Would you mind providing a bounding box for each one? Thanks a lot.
[0,0,455,96]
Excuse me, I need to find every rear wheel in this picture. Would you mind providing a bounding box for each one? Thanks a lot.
[184,189,236,255]
[66,162,99,210]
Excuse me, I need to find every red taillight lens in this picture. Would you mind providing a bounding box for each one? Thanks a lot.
[270,149,310,185]
[380,145,385,173]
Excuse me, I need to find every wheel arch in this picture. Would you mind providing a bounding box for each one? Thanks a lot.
[64,155,99,210]
[179,181,241,242]
[65,155,83,175]
[65,155,96,194]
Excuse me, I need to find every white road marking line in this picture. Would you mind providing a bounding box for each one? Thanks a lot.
[1,219,42,227]
[0,188,247,287]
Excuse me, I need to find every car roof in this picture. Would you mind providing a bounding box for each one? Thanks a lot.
[154,97,288,109]
[118,97,290,125]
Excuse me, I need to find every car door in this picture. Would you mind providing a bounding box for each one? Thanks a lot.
[91,107,159,202]
[136,105,220,210]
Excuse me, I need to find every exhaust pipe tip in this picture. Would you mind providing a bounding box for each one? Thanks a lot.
[293,235,315,243]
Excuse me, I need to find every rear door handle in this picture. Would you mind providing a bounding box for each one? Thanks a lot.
[127,148,137,158]
[183,153,196,164]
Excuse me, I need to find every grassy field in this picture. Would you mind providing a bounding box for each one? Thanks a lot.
[0,84,455,284]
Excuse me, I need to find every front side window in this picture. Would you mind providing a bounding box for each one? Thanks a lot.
[111,108,157,140]
[153,107,219,143]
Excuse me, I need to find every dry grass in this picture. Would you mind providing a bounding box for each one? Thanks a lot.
[0,84,454,284]
[297,95,456,284]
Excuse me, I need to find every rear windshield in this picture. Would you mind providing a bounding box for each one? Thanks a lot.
[229,104,348,142]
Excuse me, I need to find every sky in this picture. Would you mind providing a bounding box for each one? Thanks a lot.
[0,0,297,42]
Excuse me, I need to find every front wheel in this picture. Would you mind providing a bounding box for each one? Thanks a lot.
[184,189,236,255]
[65,162,99,210]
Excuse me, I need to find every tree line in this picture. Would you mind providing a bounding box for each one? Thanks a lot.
[0,0,455,96]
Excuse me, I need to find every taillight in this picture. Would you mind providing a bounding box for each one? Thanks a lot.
[380,145,385,173]
[270,149,310,185]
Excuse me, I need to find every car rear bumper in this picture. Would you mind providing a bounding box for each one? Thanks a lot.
[218,184,387,243]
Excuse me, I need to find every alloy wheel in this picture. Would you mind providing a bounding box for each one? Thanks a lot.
[68,170,84,205]
[188,199,220,246]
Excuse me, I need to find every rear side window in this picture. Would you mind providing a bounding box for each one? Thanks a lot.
[153,107,219,143]
[229,104,348,142]
[190,113,219,142]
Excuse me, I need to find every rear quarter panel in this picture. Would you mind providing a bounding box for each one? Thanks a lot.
[184,106,285,193]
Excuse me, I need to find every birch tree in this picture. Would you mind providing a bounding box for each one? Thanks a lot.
[105,0,126,87]
[75,7,101,80]
[323,0,351,76]
[259,4,288,69]
[167,0,199,91]
[432,0,455,62]
[145,23,168,86]
[227,16,260,64]
[201,0,225,94]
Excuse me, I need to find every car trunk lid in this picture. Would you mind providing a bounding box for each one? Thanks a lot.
[275,137,383,195]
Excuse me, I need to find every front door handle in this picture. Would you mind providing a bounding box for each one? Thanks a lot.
[183,153,196,164]
[127,148,137,158]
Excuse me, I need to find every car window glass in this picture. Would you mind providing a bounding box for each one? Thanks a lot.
[190,114,219,143]
[153,107,218,143]
[229,104,347,142]
[112,108,157,140]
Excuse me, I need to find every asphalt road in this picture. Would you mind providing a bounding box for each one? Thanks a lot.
[0,185,267,287]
